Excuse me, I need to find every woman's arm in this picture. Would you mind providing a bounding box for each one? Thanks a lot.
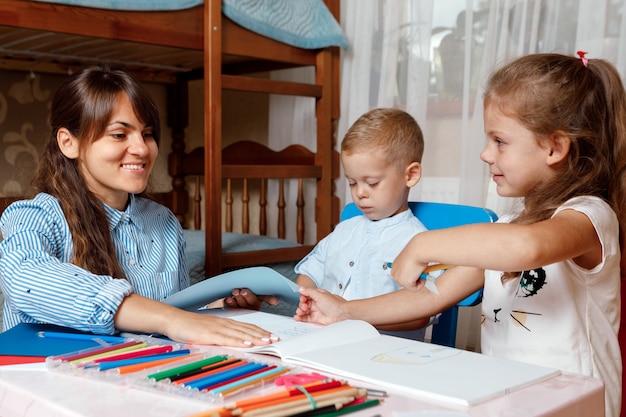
[115,293,278,347]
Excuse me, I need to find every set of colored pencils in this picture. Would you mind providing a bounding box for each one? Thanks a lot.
[47,337,193,375]
[188,379,382,417]
[44,332,383,416]
[47,336,297,401]
[145,354,291,397]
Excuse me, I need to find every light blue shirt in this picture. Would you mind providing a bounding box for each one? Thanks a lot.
[295,209,428,340]
[0,193,188,334]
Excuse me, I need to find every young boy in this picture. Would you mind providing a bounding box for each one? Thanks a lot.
[293,107,430,340]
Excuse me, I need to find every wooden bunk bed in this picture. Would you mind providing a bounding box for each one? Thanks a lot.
[0,0,344,279]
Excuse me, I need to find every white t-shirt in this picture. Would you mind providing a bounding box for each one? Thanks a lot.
[481,196,621,417]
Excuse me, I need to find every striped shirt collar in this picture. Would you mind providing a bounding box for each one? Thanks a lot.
[104,194,137,229]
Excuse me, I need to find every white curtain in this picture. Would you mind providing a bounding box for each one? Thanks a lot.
[270,0,626,350]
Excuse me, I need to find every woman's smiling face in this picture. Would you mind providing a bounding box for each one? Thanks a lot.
[76,92,158,210]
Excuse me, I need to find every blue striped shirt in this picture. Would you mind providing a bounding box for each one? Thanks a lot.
[0,193,189,334]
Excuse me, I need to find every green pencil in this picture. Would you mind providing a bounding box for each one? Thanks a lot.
[313,398,381,417]
[146,354,228,381]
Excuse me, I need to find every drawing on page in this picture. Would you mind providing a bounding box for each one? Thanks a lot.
[371,342,461,365]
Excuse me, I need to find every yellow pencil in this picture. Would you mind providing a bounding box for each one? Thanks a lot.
[423,263,454,273]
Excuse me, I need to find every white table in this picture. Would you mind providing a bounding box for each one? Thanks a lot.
[0,355,604,417]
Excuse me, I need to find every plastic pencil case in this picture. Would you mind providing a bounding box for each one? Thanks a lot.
[130,352,297,403]
[45,337,303,404]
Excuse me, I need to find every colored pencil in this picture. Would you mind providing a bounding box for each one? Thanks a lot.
[96,349,191,371]
[239,394,360,417]
[309,398,381,417]
[52,340,146,363]
[184,362,268,390]
[117,353,200,375]
[91,344,174,363]
[147,354,229,381]
[202,365,279,393]
[171,357,243,383]
[172,358,244,384]
[38,331,127,344]
[226,380,345,409]
[70,342,148,363]
[234,386,365,415]
[209,367,291,397]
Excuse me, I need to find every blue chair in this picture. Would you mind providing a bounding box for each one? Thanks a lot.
[340,201,498,347]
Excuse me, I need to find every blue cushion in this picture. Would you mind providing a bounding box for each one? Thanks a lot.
[183,230,300,285]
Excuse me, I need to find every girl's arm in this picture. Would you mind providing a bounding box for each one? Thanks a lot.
[296,265,484,326]
[391,209,600,290]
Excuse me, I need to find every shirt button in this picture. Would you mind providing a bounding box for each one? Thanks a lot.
[129,259,136,265]
[349,261,354,267]
[120,213,126,220]
[382,263,388,270]
[338,283,343,290]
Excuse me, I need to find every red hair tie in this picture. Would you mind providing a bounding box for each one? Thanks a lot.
[577,50,589,67]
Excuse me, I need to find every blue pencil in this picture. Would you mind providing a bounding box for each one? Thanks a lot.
[207,366,290,396]
[38,331,126,344]
[183,362,268,390]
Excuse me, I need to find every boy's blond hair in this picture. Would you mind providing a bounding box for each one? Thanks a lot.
[341,108,424,169]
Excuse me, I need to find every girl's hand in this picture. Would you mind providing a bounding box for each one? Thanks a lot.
[294,287,347,325]
[165,309,280,347]
[224,288,279,310]
[390,237,429,291]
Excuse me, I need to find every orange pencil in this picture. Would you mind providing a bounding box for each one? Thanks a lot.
[225,379,343,409]
[235,385,363,414]
[116,352,199,375]
[174,358,245,385]
[239,392,362,417]
[424,263,454,273]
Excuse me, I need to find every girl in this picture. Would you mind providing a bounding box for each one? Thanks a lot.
[0,65,277,348]
[295,52,625,417]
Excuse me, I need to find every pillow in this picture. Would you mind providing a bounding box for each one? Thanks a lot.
[183,230,300,284]
[222,0,349,50]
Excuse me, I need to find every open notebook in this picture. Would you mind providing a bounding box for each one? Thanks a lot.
[204,310,561,407]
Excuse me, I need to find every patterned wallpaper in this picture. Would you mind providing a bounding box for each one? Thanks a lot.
[0,70,58,197]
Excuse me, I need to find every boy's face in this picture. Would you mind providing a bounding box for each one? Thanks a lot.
[342,150,412,220]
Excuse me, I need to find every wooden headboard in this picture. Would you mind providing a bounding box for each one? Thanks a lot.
[164,140,340,270]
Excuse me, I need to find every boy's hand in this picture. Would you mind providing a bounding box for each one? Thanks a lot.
[224,288,279,310]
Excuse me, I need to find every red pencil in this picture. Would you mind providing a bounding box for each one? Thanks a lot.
[91,344,174,364]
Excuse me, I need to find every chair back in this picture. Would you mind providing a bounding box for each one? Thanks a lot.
[340,201,498,347]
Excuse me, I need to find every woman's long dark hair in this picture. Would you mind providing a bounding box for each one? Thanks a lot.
[29,65,160,278]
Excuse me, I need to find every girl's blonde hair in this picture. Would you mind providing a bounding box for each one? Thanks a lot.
[485,53,626,278]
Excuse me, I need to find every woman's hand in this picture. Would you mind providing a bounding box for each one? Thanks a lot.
[164,309,280,347]
[294,287,347,325]
[114,293,279,347]
[224,288,279,310]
